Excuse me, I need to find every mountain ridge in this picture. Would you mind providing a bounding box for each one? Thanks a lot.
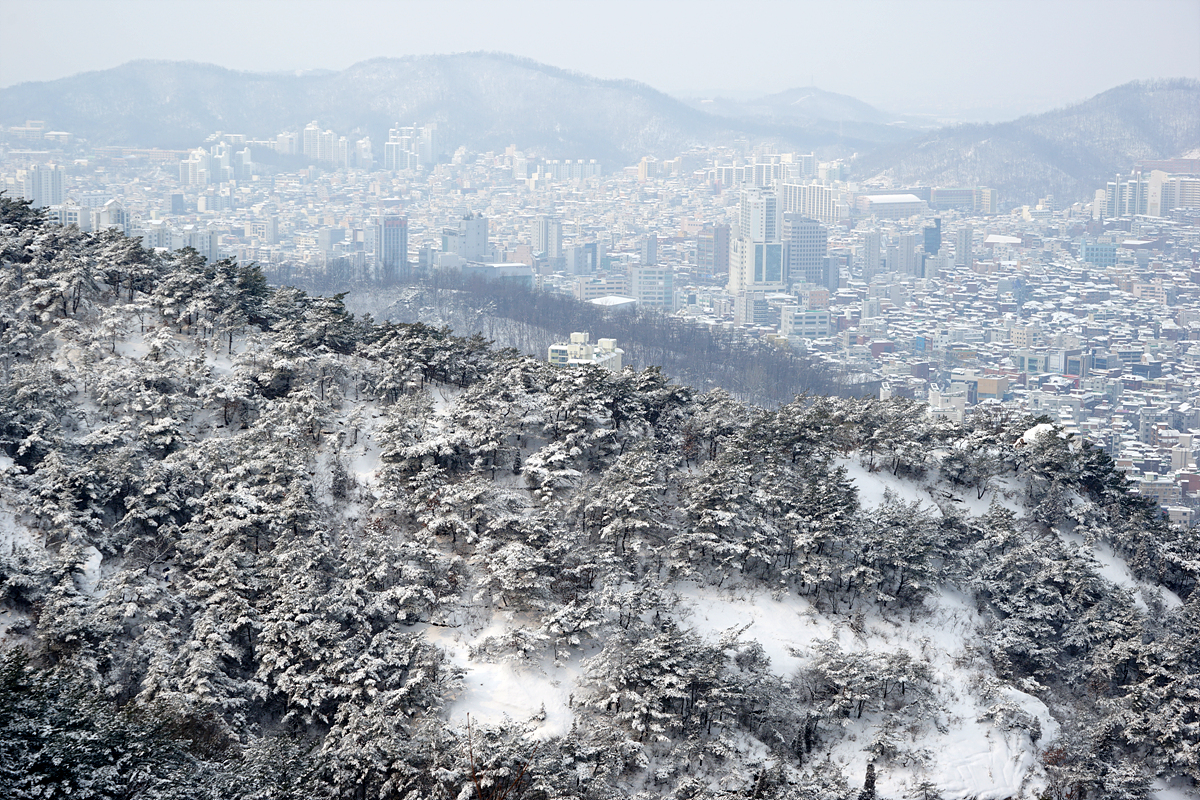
[0,53,902,163]
[852,78,1200,204]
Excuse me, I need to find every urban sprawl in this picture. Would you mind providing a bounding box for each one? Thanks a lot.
[7,118,1200,524]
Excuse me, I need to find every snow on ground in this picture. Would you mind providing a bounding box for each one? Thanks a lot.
[1153,779,1200,799]
[346,409,384,491]
[0,494,37,646]
[1061,531,1184,611]
[430,384,464,417]
[113,323,150,359]
[426,580,1058,798]
[74,545,103,597]
[953,474,1026,518]
[426,618,581,740]
[1021,423,1058,444]
[676,583,821,677]
[837,457,936,511]
[0,496,39,558]
[837,456,1026,519]
[679,584,1056,800]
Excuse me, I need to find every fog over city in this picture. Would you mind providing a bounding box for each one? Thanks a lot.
[2,2,1200,799]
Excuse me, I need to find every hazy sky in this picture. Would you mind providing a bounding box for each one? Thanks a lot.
[2,0,1197,120]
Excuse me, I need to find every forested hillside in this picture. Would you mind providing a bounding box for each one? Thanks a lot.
[2,198,1199,799]
[334,276,847,408]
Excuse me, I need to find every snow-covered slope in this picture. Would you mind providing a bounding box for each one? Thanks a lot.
[1,212,1197,799]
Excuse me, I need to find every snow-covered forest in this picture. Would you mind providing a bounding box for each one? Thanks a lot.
[1,195,1199,799]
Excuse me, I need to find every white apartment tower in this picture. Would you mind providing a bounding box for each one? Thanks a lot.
[955,224,974,268]
[24,164,65,208]
[302,122,321,160]
[861,230,882,281]
[534,215,563,260]
[896,233,917,276]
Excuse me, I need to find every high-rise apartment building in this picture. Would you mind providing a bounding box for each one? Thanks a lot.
[565,242,603,275]
[779,182,842,224]
[419,123,438,166]
[729,188,783,296]
[955,224,974,268]
[302,121,321,160]
[368,215,409,284]
[861,230,882,281]
[896,233,917,276]
[738,187,779,243]
[534,215,563,260]
[275,131,298,155]
[23,164,64,208]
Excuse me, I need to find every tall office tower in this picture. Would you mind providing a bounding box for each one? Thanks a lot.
[640,233,658,265]
[302,121,321,159]
[368,215,409,284]
[23,164,64,208]
[861,230,882,281]
[781,214,828,287]
[955,224,973,267]
[729,187,783,309]
[442,212,489,262]
[923,218,941,256]
[534,215,563,259]
[696,223,730,277]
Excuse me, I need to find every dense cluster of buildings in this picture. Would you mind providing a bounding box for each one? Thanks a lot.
[5,117,1200,521]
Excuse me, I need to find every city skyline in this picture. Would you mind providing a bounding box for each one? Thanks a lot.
[1,0,1197,122]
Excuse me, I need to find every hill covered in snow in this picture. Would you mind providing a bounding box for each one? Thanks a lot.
[1,196,1199,799]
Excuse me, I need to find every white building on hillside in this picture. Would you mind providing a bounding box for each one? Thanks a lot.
[548,332,624,372]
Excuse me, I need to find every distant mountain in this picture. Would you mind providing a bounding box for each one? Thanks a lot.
[685,86,898,126]
[852,79,1200,206]
[0,54,909,165]
[682,85,930,146]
